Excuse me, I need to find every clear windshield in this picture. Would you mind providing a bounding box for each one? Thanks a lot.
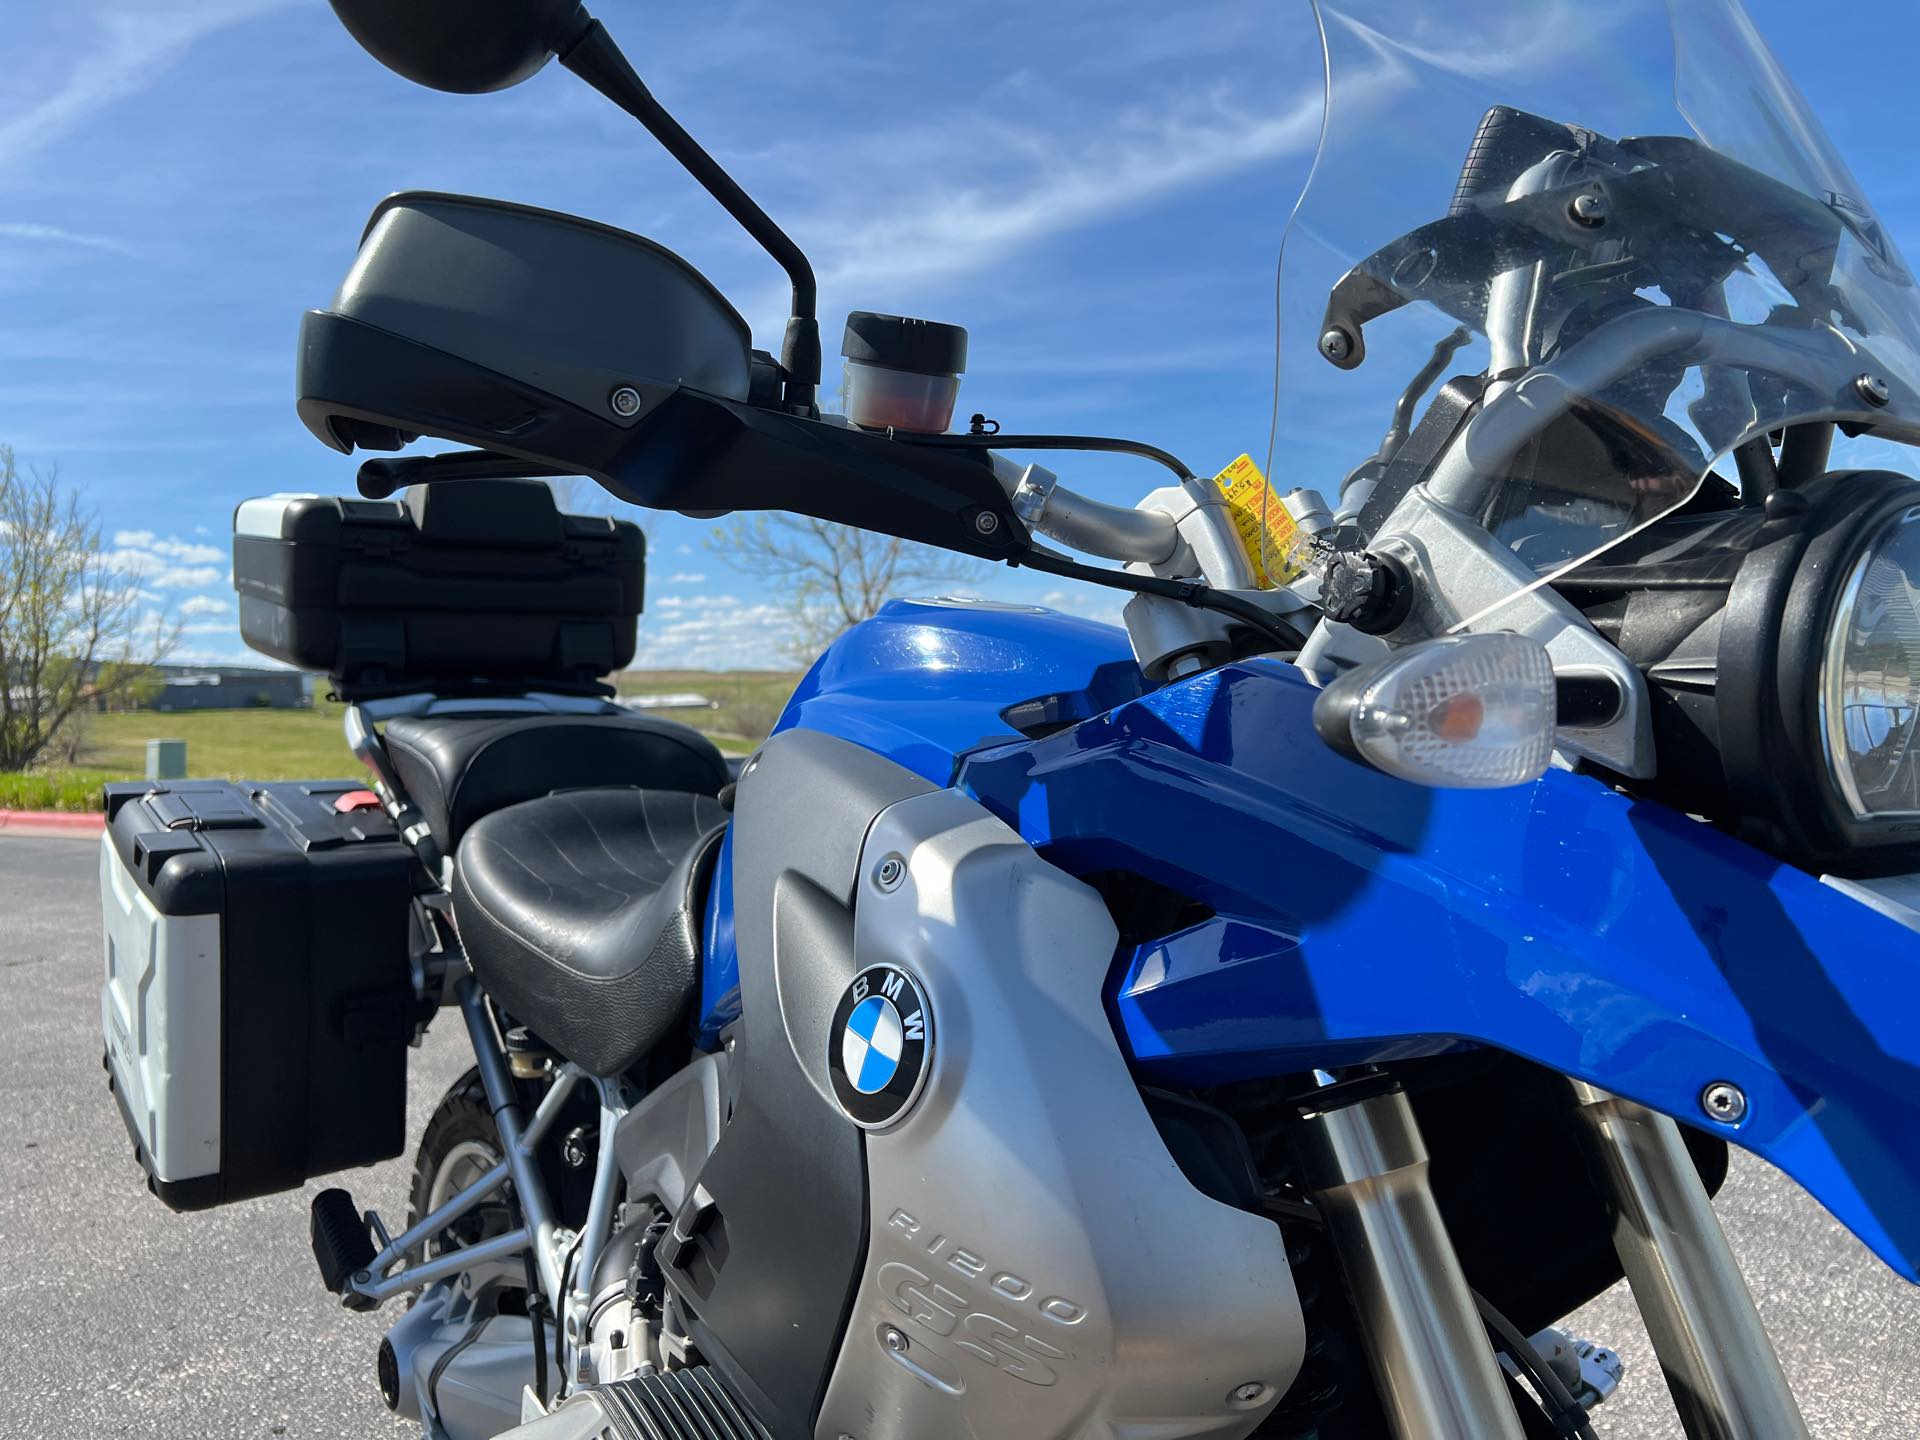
[1266,0,1920,615]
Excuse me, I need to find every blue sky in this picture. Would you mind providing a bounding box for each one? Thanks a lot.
[2,0,1915,668]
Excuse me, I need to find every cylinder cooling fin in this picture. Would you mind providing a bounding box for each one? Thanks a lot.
[503,1368,767,1440]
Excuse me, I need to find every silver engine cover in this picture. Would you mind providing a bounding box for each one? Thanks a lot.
[812,789,1305,1440]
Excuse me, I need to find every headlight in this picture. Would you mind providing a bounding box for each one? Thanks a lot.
[1576,469,1920,876]
[1823,504,1920,818]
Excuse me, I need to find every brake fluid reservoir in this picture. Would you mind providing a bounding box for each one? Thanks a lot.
[841,311,967,432]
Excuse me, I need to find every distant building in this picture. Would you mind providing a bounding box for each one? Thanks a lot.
[144,664,308,712]
[620,692,717,713]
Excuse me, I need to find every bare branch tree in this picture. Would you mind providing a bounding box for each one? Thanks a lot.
[0,445,179,771]
[709,514,982,663]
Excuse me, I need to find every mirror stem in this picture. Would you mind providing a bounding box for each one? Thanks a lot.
[559,18,820,413]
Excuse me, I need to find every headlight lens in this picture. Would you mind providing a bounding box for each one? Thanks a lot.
[1824,504,1920,817]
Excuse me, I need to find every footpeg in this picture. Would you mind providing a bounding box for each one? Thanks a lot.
[1514,1326,1624,1411]
[311,1187,378,1311]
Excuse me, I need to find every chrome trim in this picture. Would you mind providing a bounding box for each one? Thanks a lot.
[1295,1085,1526,1440]
[1569,1084,1811,1440]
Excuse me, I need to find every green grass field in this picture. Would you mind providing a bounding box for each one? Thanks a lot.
[1,670,802,811]
[613,669,800,751]
[77,706,350,779]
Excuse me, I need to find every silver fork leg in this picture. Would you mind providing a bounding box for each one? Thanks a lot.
[1569,1083,1812,1440]
[1296,1082,1527,1440]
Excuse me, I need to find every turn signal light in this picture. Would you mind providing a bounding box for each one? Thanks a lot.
[1313,632,1556,788]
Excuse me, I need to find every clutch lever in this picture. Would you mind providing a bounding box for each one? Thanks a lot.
[355,448,571,499]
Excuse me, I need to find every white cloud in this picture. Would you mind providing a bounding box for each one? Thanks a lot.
[1037,589,1126,628]
[105,529,228,590]
[665,571,708,585]
[638,593,797,669]
[113,530,222,565]
[0,2,296,174]
[0,222,133,255]
[783,86,1324,309]
[178,594,230,617]
[108,558,223,589]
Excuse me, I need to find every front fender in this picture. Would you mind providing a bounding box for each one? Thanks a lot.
[958,659,1920,1284]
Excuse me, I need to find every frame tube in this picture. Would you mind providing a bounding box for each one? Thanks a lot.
[519,1065,584,1157]
[571,1091,626,1308]
[367,1160,510,1278]
[359,1227,531,1304]
[459,977,564,1301]
[1569,1084,1811,1440]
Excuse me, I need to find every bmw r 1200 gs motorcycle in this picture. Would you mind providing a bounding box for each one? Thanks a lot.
[96,0,1920,1436]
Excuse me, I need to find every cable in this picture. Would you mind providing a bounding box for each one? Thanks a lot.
[1471,1289,1599,1440]
[1013,546,1306,653]
[896,430,1197,482]
[522,1248,550,1406]
[554,1234,583,1400]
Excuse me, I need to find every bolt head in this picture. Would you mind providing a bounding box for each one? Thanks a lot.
[1318,327,1353,362]
[882,1325,910,1353]
[1856,373,1892,407]
[973,510,1001,535]
[1229,1381,1269,1405]
[1570,191,1608,226]
[875,855,905,891]
[1700,1080,1748,1125]
[609,385,643,417]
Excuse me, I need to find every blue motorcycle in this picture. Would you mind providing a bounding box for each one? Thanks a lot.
[96,0,1920,1436]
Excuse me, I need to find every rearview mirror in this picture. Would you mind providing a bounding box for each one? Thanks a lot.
[327,0,588,94]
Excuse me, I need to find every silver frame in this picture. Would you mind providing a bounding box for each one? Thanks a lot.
[342,977,631,1392]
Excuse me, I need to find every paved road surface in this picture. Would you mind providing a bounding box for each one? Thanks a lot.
[4,833,1917,1437]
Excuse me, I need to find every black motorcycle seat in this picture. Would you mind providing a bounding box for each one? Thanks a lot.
[454,787,728,1077]
[383,710,728,853]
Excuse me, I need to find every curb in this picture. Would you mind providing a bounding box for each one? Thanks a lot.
[0,809,106,840]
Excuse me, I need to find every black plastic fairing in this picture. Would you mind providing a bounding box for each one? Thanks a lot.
[1725,471,1920,871]
[343,192,752,419]
[1557,471,1920,874]
[295,309,1026,564]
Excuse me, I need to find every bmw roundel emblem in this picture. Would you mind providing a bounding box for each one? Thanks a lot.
[828,964,933,1128]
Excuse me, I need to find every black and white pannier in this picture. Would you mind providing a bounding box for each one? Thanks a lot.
[99,779,418,1211]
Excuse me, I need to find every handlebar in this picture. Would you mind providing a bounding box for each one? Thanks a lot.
[988,454,1181,566]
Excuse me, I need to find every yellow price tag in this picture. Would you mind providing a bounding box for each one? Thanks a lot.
[1212,453,1302,588]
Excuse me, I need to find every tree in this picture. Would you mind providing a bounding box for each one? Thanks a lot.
[710,514,982,663]
[0,446,178,771]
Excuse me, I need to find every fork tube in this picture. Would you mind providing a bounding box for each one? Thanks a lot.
[1568,1083,1811,1440]
[459,976,563,1302]
[1296,1083,1526,1440]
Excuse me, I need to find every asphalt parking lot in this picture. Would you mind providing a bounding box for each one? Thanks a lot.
[4,832,1918,1438]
